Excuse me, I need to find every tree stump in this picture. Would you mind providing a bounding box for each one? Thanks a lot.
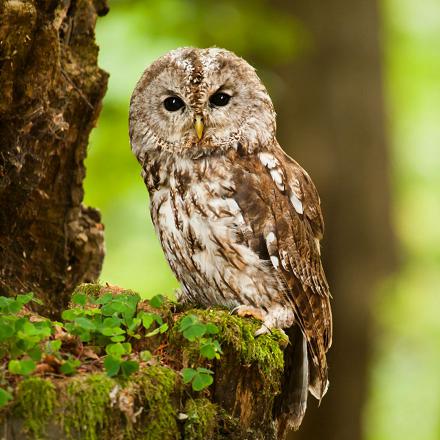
[0,284,288,440]
[0,0,108,316]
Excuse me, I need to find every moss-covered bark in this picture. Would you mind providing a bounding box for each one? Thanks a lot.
[0,0,108,316]
[0,284,290,439]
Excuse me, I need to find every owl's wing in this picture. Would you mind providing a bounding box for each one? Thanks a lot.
[232,147,332,401]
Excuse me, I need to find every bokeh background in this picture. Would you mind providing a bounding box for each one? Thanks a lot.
[83,1,440,439]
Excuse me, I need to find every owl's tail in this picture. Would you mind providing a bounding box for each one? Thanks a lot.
[273,325,309,438]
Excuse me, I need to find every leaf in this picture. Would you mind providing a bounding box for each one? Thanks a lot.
[103,317,122,327]
[141,313,155,330]
[200,342,217,360]
[120,360,139,377]
[60,358,80,375]
[183,323,207,341]
[106,343,125,358]
[78,330,91,342]
[149,294,165,308]
[205,323,219,335]
[71,292,87,306]
[28,346,42,362]
[140,312,163,331]
[0,322,15,341]
[105,342,131,358]
[108,301,129,313]
[8,359,36,376]
[146,323,168,337]
[0,296,11,311]
[182,367,197,384]
[104,356,121,377]
[47,339,62,352]
[121,342,132,354]
[32,320,52,337]
[61,309,78,321]
[192,371,213,391]
[101,326,125,336]
[128,317,141,332]
[140,350,152,362]
[0,388,12,407]
[74,317,96,331]
[110,335,125,342]
[16,293,34,306]
[94,293,113,305]
[179,315,198,332]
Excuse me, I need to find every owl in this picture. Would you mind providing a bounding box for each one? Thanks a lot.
[129,47,332,432]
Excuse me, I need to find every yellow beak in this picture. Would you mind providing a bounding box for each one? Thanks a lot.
[194,115,204,140]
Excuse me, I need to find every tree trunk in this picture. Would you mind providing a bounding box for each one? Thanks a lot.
[271,1,396,439]
[0,0,108,316]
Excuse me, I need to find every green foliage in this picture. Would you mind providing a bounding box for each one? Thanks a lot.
[182,367,214,391]
[0,293,52,382]
[59,357,81,376]
[0,286,176,395]
[0,387,12,406]
[178,314,222,391]
[61,289,170,377]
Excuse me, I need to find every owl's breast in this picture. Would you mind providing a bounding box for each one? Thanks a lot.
[148,156,284,308]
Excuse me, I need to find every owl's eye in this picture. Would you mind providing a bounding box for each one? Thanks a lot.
[209,92,231,107]
[163,96,185,112]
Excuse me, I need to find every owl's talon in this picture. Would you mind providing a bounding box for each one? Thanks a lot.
[254,324,271,337]
[232,305,265,321]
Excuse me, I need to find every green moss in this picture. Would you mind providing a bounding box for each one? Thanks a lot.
[73,283,102,298]
[184,398,217,440]
[62,373,116,440]
[179,309,287,394]
[15,377,56,438]
[133,365,179,440]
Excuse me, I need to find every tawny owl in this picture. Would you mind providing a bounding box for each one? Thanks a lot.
[129,47,332,432]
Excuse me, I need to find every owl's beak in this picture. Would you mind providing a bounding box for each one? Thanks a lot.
[194,115,204,140]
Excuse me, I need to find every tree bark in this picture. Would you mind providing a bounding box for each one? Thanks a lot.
[271,1,396,439]
[0,0,108,316]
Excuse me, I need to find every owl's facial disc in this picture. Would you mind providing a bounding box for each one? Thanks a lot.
[129,47,276,158]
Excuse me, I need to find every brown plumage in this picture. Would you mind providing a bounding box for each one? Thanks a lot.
[129,47,332,433]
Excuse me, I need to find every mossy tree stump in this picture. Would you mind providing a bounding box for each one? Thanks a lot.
[0,285,289,440]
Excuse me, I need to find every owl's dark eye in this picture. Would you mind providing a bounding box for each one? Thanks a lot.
[209,92,231,107]
[163,96,185,112]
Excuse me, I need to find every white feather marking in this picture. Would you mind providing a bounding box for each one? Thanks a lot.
[290,193,304,214]
[258,152,278,169]
[270,256,280,269]
[280,251,289,271]
[315,238,321,255]
[266,232,276,245]
[270,169,285,191]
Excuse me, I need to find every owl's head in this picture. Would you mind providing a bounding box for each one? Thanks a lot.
[129,47,276,162]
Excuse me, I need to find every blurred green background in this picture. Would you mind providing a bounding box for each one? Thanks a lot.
[83,1,440,439]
